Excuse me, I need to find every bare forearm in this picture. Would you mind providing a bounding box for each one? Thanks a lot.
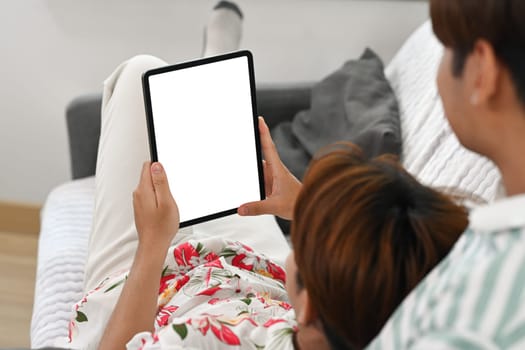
[99,244,167,350]
[99,161,179,348]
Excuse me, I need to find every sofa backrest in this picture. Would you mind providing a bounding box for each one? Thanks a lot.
[386,21,502,203]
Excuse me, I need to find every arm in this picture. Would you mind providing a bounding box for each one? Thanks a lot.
[238,117,302,220]
[99,162,180,350]
[408,331,498,350]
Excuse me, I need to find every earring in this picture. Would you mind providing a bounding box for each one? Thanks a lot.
[470,91,480,105]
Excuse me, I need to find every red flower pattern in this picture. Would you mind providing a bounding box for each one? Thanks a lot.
[196,285,222,296]
[205,252,219,262]
[208,297,221,305]
[192,317,211,336]
[263,318,286,328]
[266,261,287,283]
[156,305,179,327]
[239,242,254,252]
[68,320,76,342]
[173,242,200,268]
[159,274,176,294]
[204,258,224,269]
[231,253,254,271]
[211,323,241,346]
[174,275,190,290]
[279,300,293,311]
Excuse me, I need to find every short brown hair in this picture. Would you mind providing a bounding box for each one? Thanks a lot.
[291,144,469,349]
[430,0,525,105]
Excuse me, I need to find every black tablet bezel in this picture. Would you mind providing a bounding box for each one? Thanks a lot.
[142,50,265,228]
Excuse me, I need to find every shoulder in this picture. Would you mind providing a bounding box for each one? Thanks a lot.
[369,226,525,349]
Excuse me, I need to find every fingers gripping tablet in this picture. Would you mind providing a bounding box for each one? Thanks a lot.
[142,51,264,227]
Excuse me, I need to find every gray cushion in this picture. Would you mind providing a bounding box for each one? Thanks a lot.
[273,48,401,180]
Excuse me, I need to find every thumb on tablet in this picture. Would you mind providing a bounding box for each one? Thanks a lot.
[238,200,276,217]
[151,162,173,207]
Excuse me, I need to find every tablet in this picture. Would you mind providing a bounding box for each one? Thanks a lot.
[142,50,264,228]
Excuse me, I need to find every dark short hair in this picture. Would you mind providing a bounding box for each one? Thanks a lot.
[430,0,525,106]
[291,143,469,348]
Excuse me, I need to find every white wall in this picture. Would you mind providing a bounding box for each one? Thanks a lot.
[0,0,428,204]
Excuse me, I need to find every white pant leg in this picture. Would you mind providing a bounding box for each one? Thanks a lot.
[83,55,175,292]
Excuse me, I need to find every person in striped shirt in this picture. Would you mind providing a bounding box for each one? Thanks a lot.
[364,0,525,348]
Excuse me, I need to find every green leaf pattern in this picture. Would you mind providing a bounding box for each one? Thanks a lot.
[172,323,188,340]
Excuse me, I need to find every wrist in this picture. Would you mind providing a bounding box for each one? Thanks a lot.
[134,242,169,269]
[138,229,172,251]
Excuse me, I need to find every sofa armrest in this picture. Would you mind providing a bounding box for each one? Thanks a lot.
[67,83,313,180]
[66,93,102,180]
[255,82,312,129]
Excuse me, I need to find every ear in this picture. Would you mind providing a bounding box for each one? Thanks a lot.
[296,288,319,325]
[470,39,501,105]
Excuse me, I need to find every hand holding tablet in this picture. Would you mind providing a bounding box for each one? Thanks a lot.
[237,117,302,221]
[142,51,265,227]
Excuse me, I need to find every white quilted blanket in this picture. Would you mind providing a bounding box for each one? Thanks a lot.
[31,177,95,348]
[31,21,502,348]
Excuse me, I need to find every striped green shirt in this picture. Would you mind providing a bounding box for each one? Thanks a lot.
[367,194,525,349]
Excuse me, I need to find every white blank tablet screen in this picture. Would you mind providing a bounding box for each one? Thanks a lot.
[147,56,261,224]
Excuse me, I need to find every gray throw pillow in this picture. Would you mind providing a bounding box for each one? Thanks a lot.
[272,48,401,180]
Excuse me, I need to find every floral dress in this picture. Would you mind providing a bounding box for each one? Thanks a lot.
[61,237,296,350]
